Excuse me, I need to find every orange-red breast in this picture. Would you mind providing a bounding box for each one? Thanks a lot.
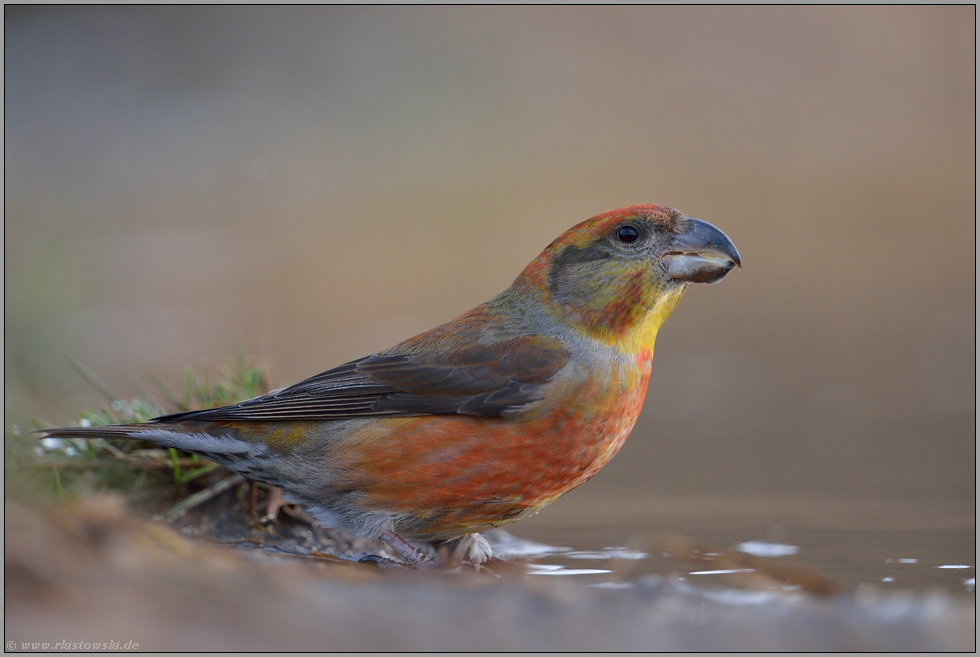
[41,204,740,566]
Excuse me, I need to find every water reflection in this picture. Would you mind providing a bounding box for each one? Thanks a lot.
[737,540,799,557]
[498,526,975,598]
[527,565,612,576]
[564,547,647,560]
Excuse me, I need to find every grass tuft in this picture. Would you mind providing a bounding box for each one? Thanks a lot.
[8,346,269,510]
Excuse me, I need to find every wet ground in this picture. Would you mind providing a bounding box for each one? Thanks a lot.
[5,492,975,652]
[512,524,975,598]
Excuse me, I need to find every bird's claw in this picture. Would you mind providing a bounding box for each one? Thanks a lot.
[357,554,414,570]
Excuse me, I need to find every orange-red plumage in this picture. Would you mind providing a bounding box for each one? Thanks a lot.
[40,204,740,565]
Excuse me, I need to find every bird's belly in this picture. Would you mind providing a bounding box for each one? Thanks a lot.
[326,360,651,541]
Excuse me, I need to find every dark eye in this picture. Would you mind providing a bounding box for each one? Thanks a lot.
[617,225,639,243]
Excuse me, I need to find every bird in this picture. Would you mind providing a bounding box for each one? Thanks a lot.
[40,204,740,566]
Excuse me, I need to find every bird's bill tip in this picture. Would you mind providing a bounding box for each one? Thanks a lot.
[662,217,741,284]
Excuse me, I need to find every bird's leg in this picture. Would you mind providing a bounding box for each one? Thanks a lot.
[357,554,411,569]
[380,530,433,567]
[437,533,493,565]
[260,486,284,524]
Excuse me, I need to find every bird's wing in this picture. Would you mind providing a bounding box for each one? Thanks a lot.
[155,334,569,422]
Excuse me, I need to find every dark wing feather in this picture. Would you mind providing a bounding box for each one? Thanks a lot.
[155,335,569,423]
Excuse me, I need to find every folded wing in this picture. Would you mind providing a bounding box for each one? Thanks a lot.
[156,334,570,422]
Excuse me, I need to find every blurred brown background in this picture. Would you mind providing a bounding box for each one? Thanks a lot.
[5,7,975,539]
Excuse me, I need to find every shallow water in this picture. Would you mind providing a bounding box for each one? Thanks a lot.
[7,495,975,652]
[505,524,976,597]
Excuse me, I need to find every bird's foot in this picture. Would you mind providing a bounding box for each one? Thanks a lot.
[380,529,433,568]
[357,554,413,570]
[437,532,493,566]
[360,531,492,570]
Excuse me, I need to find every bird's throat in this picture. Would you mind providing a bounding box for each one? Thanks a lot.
[618,284,687,355]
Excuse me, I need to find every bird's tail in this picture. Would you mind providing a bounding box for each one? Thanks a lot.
[37,423,280,485]
[38,424,149,442]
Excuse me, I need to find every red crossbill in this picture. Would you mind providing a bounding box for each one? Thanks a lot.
[41,204,740,566]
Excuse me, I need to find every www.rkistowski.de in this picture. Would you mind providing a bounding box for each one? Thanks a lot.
[7,640,139,651]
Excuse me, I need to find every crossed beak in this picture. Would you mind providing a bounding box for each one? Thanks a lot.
[661,217,742,285]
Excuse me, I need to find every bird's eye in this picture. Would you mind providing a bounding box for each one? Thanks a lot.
[617,225,640,243]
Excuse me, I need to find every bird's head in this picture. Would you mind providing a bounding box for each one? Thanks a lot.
[513,204,740,353]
